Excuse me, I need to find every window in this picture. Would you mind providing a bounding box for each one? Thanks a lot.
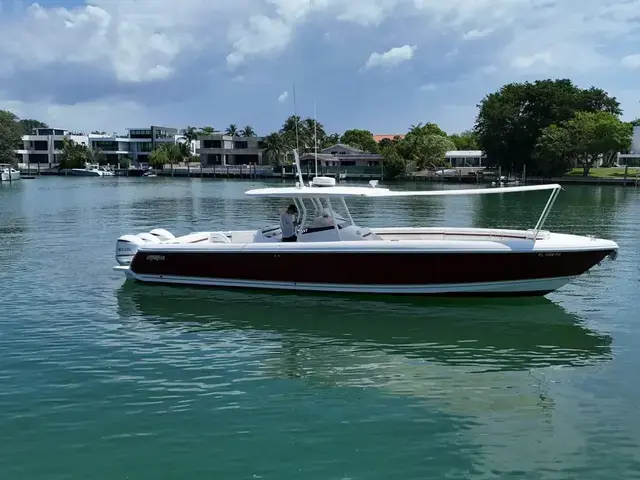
[53,141,64,150]
[202,140,222,149]
[93,141,118,150]
[129,130,152,139]
[234,141,248,149]
[34,141,48,151]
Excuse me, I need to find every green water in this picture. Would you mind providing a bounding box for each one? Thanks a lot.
[1,177,639,479]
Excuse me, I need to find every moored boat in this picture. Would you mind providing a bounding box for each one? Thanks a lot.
[1,164,20,182]
[112,151,618,297]
[71,163,115,177]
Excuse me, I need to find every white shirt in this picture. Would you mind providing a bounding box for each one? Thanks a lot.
[280,212,296,238]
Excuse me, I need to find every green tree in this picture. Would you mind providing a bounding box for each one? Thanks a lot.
[225,124,238,136]
[408,122,447,138]
[340,129,379,153]
[19,119,48,135]
[631,118,640,127]
[88,148,107,165]
[396,124,455,169]
[533,124,574,176]
[182,126,199,144]
[566,111,633,176]
[381,146,405,180]
[378,138,394,149]
[148,145,170,167]
[0,110,22,165]
[149,143,187,168]
[58,138,89,170]
[449,130,479,150]
[199,126,217,135]
[259,133,286,166]
[321,133,340,149]
[474,78,621,175]
[240,126,256,137]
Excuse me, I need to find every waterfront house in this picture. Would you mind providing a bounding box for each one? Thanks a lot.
[15,125,181,167]
[616,125,640,166]
[445,150,485,168]
[299,144,383,168]
[198,133,265,166]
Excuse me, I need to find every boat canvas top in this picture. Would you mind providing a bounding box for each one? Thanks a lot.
[245,148,561,199]
[244,182,562,199]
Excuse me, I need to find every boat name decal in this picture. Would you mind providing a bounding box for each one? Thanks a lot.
[146,255,166,262]
[538,252,562,257]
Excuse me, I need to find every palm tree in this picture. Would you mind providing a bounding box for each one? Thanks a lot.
[240,125,256,137]
[199,126,217,136]
[182,126,198,143]
[87,148,107,165]
[225,124,238,136]
[58,138,89,170]
[259,133,286,166]
[280,115,302,135]
[321,133,340,148]
[148,144,170,168]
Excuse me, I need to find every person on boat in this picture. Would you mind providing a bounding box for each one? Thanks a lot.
[280,204,299,242]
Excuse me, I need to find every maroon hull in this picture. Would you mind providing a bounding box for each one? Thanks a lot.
[129,249,613,286]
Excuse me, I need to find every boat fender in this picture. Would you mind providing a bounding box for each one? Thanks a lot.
[115,234,147,266]
[149,228,175,241]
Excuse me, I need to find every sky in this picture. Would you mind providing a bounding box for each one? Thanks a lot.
[0,0,639,136]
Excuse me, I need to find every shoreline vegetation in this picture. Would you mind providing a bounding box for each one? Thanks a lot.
[2,77,639,182]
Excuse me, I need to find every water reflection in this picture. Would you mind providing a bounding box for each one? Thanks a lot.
[115,284,612,432]
[116,284,611,372]
[473,185,628,238]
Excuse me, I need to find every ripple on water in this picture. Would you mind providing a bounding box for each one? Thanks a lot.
[1,179,640,479]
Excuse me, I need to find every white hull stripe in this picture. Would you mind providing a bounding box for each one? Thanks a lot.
[115,268,575,294]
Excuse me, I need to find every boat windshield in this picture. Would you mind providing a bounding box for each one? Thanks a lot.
[293,196,353,233]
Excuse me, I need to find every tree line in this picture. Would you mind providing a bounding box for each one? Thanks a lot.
[3,78,637,177]
[179,118,478,180]
[474,79,637,176]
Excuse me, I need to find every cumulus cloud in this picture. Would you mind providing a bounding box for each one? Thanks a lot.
[364,45,417,70]
[621,54,640,68]
[463,28,493,40]
[0,0,638,134]
[278,91,289,103]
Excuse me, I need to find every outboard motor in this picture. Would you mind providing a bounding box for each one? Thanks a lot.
[115,234,147,266]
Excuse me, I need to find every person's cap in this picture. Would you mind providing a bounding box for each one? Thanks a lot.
[288,204,298,213]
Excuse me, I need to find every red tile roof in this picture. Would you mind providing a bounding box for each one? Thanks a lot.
[373,134,405,143]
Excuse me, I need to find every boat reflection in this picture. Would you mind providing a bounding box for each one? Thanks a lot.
[115,283,612,372]
[115,284,612,424]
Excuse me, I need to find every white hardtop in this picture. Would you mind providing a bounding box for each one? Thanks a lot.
[245,182,562,199]
[245,149,561,198]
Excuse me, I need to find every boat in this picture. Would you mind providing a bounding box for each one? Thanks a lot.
[1,164,21,182]
[112,150,619,297]
[71,163,115,177]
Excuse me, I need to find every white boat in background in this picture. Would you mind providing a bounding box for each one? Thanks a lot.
[112,150,619,297]
[1,164,21,182]
[71,163,115,177]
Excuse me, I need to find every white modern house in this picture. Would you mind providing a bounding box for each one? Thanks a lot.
[199,133,264,165]
[15,128,89,165]
[445,150,485,168]
[15,125,182,166]
[616,125,640,166]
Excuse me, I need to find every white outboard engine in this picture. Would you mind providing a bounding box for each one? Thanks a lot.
[115,234,148,266]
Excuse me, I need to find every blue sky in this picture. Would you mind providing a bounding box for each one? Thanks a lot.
[0,0,639,136]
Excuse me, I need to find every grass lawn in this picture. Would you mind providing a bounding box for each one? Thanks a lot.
[566,167,640,178]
